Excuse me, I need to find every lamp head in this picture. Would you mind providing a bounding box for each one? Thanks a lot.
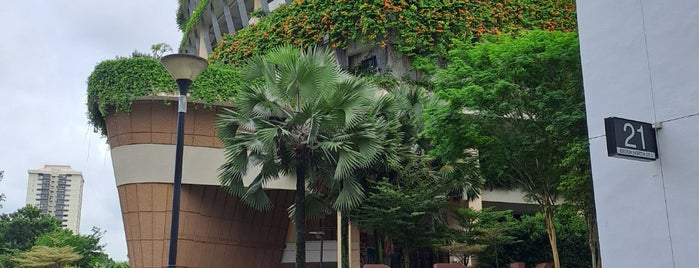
[160,54,208,81]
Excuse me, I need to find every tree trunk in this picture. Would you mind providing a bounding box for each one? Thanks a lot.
[341,213,350,268]
[295,161,307,268]
[375,230,383,264]
[543,206,560,268]
[494,238,499,268]
[403,248,410,268]
[586,208,602,268]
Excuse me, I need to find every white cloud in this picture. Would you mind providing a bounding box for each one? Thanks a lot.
[0,0,182,261]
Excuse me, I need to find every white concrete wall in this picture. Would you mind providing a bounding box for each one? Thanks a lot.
[111,144,296,190]
[577,1,699,267]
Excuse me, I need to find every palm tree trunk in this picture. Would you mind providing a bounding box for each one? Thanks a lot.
[543,206,560,268]
[341,214,349,268]
[295,161,307,268]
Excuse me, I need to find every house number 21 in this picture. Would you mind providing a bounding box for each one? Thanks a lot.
[624,123,646,150]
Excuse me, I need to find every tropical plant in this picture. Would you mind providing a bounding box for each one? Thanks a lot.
[446,207,517,267]
[0,206,60,253]
[496,206,591,268]
[216,45,386,268]
[11,246,80,268]
[34,227,107,267]
[150,43,173,59]
[350,172,449,268]
[86,55,242,136]
[426,30,587,268]
[208,0,578,66]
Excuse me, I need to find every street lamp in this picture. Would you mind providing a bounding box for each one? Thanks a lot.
[309,231,325,268]
[160,54,208,268]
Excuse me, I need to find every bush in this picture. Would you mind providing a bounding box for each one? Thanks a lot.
[86,56,242,136]
[477,206,591,268]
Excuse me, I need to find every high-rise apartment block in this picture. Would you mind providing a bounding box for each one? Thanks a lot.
[26,165,84,233]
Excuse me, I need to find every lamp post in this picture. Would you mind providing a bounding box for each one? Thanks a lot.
[160,54,208,268]
[309,231,325,268]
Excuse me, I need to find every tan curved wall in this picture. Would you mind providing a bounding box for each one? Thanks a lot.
[107,99,294,267]
[118,183,293,268]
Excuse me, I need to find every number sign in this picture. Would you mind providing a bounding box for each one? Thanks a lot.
[604,117,658,161]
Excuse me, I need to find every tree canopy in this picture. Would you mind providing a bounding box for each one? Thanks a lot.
[425,30,587,268]
[0,206,122,268]
[11,246,80,268]
[34,228,107,267]
[0,206,61,253]
[216,45,390,268]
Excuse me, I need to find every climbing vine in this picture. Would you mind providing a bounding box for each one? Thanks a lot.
[179,0,212,50]
[86,55,241,136]
[209,0,577,65]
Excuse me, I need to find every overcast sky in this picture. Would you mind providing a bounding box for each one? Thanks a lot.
[0,1,182,261]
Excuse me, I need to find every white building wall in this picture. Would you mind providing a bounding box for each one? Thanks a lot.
[27,165,84,234]
[65,173,83,234]
[577,1,699,267]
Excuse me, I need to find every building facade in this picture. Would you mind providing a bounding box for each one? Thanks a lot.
[577,0,699,267]
[106,1,540,267]
[26,165,84,233]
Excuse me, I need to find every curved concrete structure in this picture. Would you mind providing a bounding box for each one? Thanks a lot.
[107,99,294,267]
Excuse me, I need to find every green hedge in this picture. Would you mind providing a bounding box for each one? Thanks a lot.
[209,0,578,65]
[86,56,242,136]
[477,206,592,268]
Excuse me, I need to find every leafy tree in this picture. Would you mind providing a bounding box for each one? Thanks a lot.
[216,46,386,268]
[94,258,130,268]
[323,85,481,267]
[426,31,588,268]
[558,141,600,268]
[11,246,80,268]
[0,206,60,253]
[350,155,459,268]
[150,43,173,59]
[34,227,106,267]
[499,206,591,268]
[446,207,517,267]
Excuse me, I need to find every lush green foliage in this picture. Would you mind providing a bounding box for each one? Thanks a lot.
[216,45,385,211]
[426,31,585,190]
[424,30,586,268]
[0,206,60,253]
[557,140,600,267]
[176,0,188,31]
[216,46,389,268]
[350,175,449,267]
[178,0,211,50]
[445,207,517,265]
[210,0,577,66]
[87,55,242,136]
[489,207,591,268]
[0,206,123,268]
[35,228,108,267]
[11,246,80,268]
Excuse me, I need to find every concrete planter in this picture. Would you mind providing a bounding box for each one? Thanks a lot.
[106,98,294,268]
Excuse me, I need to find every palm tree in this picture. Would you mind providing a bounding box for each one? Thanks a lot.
[216,46,385,268]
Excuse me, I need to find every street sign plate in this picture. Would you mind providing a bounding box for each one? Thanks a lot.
[604,117,658,161]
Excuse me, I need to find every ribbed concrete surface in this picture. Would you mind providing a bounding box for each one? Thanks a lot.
[106,99,227,149]
[107,99,294,267]
[118,183,293,268]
